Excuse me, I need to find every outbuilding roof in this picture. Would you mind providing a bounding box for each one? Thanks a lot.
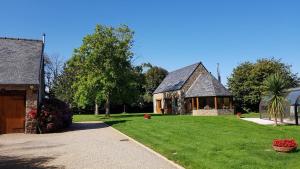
[153,62,200,94]
[185,72,232,97]
[0,37,44,85]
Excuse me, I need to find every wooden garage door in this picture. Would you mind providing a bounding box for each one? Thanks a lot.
[0,94,26,134]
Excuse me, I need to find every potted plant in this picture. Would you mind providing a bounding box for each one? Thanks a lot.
[144,113,151,119]
[272,139,298,152]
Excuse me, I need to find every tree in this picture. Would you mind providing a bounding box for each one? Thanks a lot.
[51,63,77,107]
[228,58,298,112]
[263,73,288,125]
[71,24,134,116]
[44,54,64,96]
[142,63,168,102]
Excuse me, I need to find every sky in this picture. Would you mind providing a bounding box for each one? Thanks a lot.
[0,0,299,85]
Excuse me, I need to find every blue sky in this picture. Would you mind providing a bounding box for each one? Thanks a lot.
[1,0,299,85]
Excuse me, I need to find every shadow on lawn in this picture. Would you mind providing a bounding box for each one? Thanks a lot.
[100,113,165,119]
[104,120,129,126]
[0,155,63,169]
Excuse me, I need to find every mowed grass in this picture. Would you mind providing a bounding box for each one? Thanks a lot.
[74,113,300,169]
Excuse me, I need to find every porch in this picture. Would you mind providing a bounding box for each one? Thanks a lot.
[186,96,234,116]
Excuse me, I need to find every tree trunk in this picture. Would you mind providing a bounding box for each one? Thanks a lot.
[105,97,110,117]
[280,112,283,123]
[123,104,126,113]
[95,101,99,115]
[274,113,278,126]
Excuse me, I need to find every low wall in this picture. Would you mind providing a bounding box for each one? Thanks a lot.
[192,109,234,116]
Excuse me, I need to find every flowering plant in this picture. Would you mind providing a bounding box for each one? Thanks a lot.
[273,139,298,147]
[28,109,37,119]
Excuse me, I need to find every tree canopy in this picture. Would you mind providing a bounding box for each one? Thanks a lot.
[228,58,298,112]
[68,24,135,115]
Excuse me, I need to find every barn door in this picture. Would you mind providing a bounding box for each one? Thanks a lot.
[0,95,25,134]
[156,100,162,113]
[0,96,4,134]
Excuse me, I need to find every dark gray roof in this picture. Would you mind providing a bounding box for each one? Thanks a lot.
[185,72,232,97]
[0,37,44,85]
[153,62,200,93]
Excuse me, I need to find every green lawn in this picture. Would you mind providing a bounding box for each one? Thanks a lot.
[74,113,300,169]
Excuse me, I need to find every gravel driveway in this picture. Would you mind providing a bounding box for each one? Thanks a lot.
[0,122,179,169]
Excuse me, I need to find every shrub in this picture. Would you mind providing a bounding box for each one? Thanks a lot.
[37,98,72,133]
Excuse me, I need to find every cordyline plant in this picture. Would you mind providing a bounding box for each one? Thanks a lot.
[263,73,288,126]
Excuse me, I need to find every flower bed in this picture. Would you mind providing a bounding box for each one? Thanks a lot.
[272,139,298,152]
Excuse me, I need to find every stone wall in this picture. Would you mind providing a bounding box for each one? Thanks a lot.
[25,87,39,134]
[181,64,207,93]
[153,90,184,114]
[192,109,234,116]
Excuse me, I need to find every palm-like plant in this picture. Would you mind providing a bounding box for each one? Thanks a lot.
[263,73,288,126]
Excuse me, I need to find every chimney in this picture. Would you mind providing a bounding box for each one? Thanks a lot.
[42,33,46,44]
[217,63,221,83]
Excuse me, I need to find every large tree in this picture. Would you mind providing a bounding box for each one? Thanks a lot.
[228,58,298,112]
[71,24,134,116]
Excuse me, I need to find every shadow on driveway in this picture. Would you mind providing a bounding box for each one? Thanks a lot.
[0,155,64,169]
[65,122,108,132]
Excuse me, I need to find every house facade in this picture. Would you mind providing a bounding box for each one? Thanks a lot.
[153,62,234,116]
[0,36,45,134]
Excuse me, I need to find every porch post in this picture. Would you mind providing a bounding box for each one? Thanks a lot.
[229,97,233,109]
[192,98,194,110]
[295,104,298,125]
[214,96,218,109]
[196,97,199,110]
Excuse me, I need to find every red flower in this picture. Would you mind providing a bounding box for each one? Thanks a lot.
[28,109,37,119]
[273,139,298,148]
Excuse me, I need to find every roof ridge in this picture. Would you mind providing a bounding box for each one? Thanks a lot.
[168,62,201,74]
[0,37,43,42]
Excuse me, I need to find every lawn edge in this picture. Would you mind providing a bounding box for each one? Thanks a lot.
[102,122,185,169]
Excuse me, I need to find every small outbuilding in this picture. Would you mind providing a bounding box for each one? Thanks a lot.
[153,62,234,116]
[0,36,45,134]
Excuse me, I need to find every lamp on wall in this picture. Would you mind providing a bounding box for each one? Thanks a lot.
[29,85,34,90]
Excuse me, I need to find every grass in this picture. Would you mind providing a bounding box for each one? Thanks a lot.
[74,113,300,169]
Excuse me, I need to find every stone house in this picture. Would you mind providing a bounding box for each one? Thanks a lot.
[0,36,45,134]
[153,62,234,116]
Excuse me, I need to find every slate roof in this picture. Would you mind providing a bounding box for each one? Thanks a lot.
[0,37,44,85]
[153,62,200,94]
[185,72,232,97]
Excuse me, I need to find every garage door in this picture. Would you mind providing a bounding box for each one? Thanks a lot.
[0,94,26,134]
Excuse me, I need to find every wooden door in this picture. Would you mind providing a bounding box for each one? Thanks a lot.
[165,99,172,114]
[156,100,162,113]
[0,95,25,134]
[0,96,4,134]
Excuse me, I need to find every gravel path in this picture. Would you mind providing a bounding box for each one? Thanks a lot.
[0,122,180,169]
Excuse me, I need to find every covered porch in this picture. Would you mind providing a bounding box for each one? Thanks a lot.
[186,96,234,116]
